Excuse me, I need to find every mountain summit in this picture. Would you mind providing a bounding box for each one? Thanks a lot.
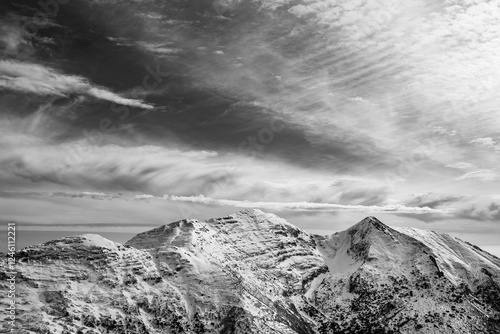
[2,211,500,333]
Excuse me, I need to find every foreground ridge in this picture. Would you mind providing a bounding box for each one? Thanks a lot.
[1,211,499,333]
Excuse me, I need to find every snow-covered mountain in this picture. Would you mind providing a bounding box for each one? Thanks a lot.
[1,210,499,333]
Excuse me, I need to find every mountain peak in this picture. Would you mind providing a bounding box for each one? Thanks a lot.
[233,208,266,216]
[349,216,388,232]
[358,216,384,225]
[24,234,120,251]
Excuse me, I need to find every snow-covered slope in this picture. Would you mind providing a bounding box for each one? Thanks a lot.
[1,211,499,333]
[393,226,500,285]
[313,217,500,333]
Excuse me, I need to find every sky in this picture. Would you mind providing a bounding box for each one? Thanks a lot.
[0,0,499,255]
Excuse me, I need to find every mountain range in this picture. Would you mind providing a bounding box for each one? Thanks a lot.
[1,209,499,333]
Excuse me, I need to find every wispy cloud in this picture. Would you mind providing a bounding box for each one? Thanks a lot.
[403,193,463,209]
[395,193,500,223]
[455,170,498,182]
[0,137,392,205]
[0,113,396,205]
[445,162,475,170]
[0,60,153,109]
[470,137,500,150]
[163,194,449,214]
[51,191,121,200]
[456,202,500,222]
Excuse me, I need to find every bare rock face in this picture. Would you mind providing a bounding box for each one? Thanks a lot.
[1,210,500,333]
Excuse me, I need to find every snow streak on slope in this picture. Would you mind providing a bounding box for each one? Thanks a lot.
[315,229,363,276]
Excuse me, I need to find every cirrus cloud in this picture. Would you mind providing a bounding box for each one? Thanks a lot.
[163,194,450,214]
[0,60,154,109]
[455,169,498,182]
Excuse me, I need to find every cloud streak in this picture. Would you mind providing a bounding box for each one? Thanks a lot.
[0,60,153,109]
[445,162,475,170]
[455,170,498,182]
[163,194,450,214]
[403,193,463,209]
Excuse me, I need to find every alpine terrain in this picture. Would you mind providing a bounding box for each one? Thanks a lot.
[1,209,499,333]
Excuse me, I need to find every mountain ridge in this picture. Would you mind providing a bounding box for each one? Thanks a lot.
[1,209,500,333]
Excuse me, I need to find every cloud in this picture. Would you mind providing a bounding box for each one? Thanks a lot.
[392,192,500,223]
[138,42,182,55]
[404,193,463,209]
[87,87,154,109]
[445,162,475,170]
[1,190,122,201]
[163,194,449,214]
[0,21,25,54]
[432,126,457,136]
[51,191,120,200]
[456,202,500,222]
[0,60,153,109]
[338,188,390,206]
[288,5,317,18]
[455,169,498,182]
[470,137,497,148]
[0,112,398,205]
[0,138,390,204]
[134,194,156,200]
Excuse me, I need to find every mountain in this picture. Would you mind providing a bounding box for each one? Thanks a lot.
[1,210,499,333]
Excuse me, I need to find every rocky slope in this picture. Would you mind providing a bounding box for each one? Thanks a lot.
[1,210,499,333]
